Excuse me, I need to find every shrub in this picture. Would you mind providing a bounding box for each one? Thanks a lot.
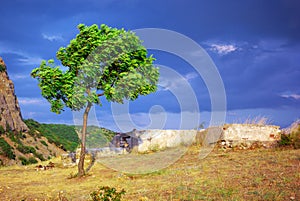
[290,125,300,149]
[18,156,38,165]
[0,125,5,135]
[0,64,5,72]
[41,140,48,147]
[34,152,46,161]
[18,156,28,165]
[279,134,292,146]
[90,186,126,201]
[280,124,300,149]
[17,145,36,154]
[0,137,15,159]
[28,157,38,164]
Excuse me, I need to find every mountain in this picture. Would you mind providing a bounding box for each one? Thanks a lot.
[0,57,28,132]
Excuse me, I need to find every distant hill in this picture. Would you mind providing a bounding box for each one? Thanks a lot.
[24,119,80,152]
[25,119,117,151]
[76,125,117,149]
[0,119,117,166]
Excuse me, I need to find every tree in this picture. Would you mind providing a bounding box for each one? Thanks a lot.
[31,24,159,176]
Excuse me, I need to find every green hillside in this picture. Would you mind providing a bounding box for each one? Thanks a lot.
[76,125,116,149]
[24,119,117,151]
[24,119,80,152]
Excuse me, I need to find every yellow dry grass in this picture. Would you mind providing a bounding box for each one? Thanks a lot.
[0,145,299,201]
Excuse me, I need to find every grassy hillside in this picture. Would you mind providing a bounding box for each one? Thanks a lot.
[0,145,299,200]
[0,126,65,166]
[0,119,116,166]
[80,125,116,149]
[24,119,80,152]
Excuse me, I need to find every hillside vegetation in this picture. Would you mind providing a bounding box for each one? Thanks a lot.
[25,119,80,152]
[0,119,116,166]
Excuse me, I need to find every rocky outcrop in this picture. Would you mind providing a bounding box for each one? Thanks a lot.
[0,57,28,132]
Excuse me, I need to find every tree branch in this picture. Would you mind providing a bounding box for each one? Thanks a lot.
[98,93,104,97]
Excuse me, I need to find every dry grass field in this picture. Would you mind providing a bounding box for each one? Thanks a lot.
[0,145,299,201]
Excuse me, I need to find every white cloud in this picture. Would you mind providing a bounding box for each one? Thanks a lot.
[18,98,46,105]
[281,94,300,100]
[210,44,238,55]
[9,74,28,80]
[17,57,43,65]
[158,71,197,91]
[42,33,64,42]
[0,42,43,65]
[184,72,198,81]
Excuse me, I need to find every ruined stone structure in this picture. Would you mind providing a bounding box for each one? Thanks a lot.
[221,124,281,147]
[0,57,28,131]
[127,129,197,153]
[82,124,282,159]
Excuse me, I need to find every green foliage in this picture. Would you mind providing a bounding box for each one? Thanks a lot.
[279,125,300,149]
[0,64,5,72]
[24,119,79,152]
[34,152,46,161]
[0,137,15,159]
[18,156,38,165]
[279,134,292,146]
[40,140,48,147]
[17,145,36,154]
[0,125,5,135]
[7,131,23,145]
[31,23,159,114]
[90,186,126,201]
[290,125,300,149]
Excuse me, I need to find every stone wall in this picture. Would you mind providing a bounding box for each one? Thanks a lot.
[130,129,197,153]
[221,124,281,147]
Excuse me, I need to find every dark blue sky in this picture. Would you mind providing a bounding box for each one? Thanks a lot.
[0,0,299,131]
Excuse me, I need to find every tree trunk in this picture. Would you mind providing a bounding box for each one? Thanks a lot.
[77,102,92,177]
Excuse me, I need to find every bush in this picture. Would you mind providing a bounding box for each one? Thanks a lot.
[0,137,15,159]
[18,156,38,165]
[0,125,5,135]
[34,152,46,161]
[17,145,36,154]
[279,125,300,149]
[28,157,38,164]
[90,186,126,201]
[279,133,292,146]
[41,140,48,147]
[18,156,29,165]
[0,64,5,72]
[290,125,300,149]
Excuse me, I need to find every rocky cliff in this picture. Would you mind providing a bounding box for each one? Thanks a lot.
[0,57,28,132]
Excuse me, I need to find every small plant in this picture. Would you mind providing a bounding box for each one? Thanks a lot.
[290,125,300,149]
[278,133,292,146]
[34,152,46,161]
[18,156,29,165]
[0,64,5,72]
[0,137,16,159]
[90,186,126,201]
[67,172,78,179]
[17,145,36,154]
[28,157,38,164]
[40,140,48,147]
[0,125,5,135]
[279,124,300,149]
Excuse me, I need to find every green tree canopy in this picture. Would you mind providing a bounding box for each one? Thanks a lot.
[31,24,159,176]
[32,24,159,113]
